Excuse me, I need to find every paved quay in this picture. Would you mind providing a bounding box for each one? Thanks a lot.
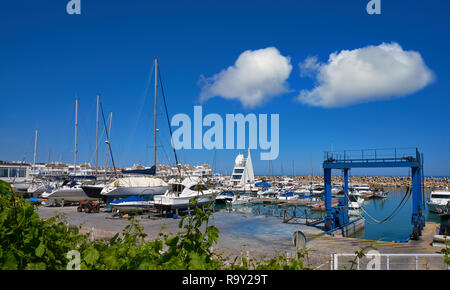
[37,206,445,270]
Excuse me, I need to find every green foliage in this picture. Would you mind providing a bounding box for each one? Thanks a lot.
[77,196,223,270]
[345,241,378,270]
[0,180,86,270]
[442,241,450,267]
[0,179,308,270]
[225,249,310,270]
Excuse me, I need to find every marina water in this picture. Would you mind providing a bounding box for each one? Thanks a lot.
[215,188,448,242]
[352,188,448,241]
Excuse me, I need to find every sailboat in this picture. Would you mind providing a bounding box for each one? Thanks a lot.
[104,57,169,210]
[81,98,115,201]
[42,98,99,205]
[27,130,49,196]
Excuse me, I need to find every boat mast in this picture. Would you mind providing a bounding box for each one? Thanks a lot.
[33,129,38,166]
[105,111,113,177]
[74,98,78,176]
[213,150,216,176]
[243,155,246,195]
[95,94,99,171]
[292,160,295,178]
[153,57,158,169]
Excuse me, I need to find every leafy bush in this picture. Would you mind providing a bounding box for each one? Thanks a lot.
[0,180,307,270]
[0,180,86,270]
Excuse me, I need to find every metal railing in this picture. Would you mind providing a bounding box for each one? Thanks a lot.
[331,253,449,270]
[324,147,419,164]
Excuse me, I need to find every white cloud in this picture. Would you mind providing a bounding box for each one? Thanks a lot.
[199,47,292,108]
[296,42,434,108]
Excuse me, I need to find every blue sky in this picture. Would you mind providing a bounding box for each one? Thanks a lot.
[1,0,449,177]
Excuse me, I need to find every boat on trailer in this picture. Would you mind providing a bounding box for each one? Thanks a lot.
[153,177,218,212]
[110,196,154,213]
[100,175,168,198]
[41,179,99,205]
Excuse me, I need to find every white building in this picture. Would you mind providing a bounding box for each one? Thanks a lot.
[0,161,31,182]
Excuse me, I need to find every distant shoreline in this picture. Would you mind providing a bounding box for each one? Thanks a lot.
[257,175,450,189]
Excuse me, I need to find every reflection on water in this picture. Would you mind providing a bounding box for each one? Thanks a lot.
[214,187,449,242]
[215,202,325,219]
[347,187,448,241]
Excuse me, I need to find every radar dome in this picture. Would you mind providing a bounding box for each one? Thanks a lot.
[235,154,244,167]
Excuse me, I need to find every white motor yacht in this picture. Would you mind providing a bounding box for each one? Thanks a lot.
[348,192,364,209]
[351,183,373,195]
[227,195,253,206]
[427,190,450,213]
[153,177,218,211]
[215,190,235,204]
[41,180,98,205]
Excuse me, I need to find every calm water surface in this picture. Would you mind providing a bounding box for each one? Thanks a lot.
[215,187,449,242]
[351,187,448,241]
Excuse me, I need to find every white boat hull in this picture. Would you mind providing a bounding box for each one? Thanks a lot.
[227,196,253,205]
[111,201,154,213]
[102,186,168,197]
[10,181,30,192]
[154,194,214,210]
[427,202,447,213]
[42,187,98,203]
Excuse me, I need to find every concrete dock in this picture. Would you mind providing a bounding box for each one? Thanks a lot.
[37,206,446,270]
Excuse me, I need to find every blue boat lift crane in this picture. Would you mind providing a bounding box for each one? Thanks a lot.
[322,148,426,240]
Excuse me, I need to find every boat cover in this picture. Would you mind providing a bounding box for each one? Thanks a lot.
[110,196,145,204]
[122,165,156,175]
[107,176,168,188]
[24,198,39,203]
[255,182,271,188]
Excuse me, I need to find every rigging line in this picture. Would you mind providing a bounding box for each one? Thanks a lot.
[12,134,35,185]
[126,62,155,151]
[157,65,182,178]
[157,137,171,170]
[76,98,96,164]
[88,117,108,166]
[99,99,117,178]
[158,132,174,166]
[81,120,94,162]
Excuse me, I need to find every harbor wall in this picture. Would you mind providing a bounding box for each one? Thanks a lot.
[333,218,365,237]
[259,176,449,190]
